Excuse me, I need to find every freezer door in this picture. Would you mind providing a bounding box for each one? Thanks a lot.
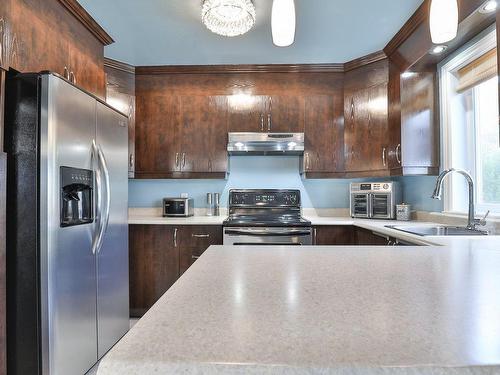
[95,102,130,358]
[42,75,98,375]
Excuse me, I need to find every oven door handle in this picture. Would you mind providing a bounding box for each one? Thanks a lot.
[224,229,312,237]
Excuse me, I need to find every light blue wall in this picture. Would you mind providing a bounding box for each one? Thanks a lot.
[129,156,441,212]
[130,156,367,208]
[396,176,444,212]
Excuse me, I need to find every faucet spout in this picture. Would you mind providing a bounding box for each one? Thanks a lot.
[431,168,477,230]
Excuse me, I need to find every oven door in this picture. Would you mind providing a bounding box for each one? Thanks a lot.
[223,227,313,246]
[371,193,392,219]
[350,193,371,218]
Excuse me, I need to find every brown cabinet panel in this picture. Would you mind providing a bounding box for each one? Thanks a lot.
[0,0,11,71]
[344,88,369,172]
[7,0,106,97]
[129,225,179,317]
[269,95,305,133]
[399,71,439,171]
[178,226,222,275]
[313,226,355,245]
[135,95,181,176]
[105,61,136,177]
[355,228,390,246]
[180,96,228,173]
[228,95,268,132]
[303,95,340,173]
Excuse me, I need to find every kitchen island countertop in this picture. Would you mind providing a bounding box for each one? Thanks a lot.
[97,235,500,374]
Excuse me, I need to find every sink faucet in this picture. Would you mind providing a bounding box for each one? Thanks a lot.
[431,168,489,231]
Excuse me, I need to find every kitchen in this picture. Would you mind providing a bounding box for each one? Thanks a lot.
[0,0,500,374]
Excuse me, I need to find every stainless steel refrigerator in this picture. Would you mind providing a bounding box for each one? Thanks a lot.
[4,73,129,375]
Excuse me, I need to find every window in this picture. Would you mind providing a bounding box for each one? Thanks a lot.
[440,27,500,215]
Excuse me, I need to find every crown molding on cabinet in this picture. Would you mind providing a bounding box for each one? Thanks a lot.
[383,1,428,57]
[135,63,346,75]
[57,0,115,45]
[104,58,135,74]
[344,51,388,72]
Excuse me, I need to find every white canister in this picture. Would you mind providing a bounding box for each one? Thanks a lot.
[396,203,411,221]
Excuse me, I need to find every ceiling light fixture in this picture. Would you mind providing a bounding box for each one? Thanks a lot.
[479,0,498,13]
[430,45,448,55]
[202,0,256,37]
[429,0,458,44]
[272,0,296,47]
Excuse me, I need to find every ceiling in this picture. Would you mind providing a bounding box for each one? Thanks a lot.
[78,0,424,66]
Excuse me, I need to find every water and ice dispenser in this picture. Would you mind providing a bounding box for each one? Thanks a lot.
[60,166,94,227]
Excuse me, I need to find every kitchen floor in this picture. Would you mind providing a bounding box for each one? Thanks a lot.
[86,319,140,375]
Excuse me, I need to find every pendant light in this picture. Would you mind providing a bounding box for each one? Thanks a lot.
[272,0,296,47]
[429,0,458,44]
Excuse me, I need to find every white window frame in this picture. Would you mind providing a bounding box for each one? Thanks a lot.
[439,26,499,217]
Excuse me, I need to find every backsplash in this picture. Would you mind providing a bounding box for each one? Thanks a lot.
[129,156,442,211]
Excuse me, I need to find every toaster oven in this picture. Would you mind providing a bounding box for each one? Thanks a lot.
[350,182,402,219]
[163,198,194,217]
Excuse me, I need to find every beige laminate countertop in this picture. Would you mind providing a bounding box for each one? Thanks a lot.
[98,216,500,374]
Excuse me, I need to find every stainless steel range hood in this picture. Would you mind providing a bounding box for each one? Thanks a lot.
[227,132,304,155]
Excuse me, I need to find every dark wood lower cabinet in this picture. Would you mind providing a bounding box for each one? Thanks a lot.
[314,225,414,246]
[129,225,222,317]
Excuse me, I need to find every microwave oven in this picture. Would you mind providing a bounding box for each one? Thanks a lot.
[163,198,194,217]
[350,182,402,219]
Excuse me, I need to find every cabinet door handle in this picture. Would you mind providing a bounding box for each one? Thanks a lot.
[182,153,186,168]
[69,71,76,84]
[267,114,271,132]
[192,234,210,238]
[305,152,311,170]
[382,147,387,167]
[175,153,179,168]
[261,114,264,131]
[129,153,134,168]
[313,227,317,245]
[396,144,401,165]
[192,255,201,260]
[64,66,69,80]
[350,98,354,121]
[173,228,178,247]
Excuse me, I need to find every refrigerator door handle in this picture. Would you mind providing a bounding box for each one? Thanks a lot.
[95,145,111,254]
[91,140,103,255]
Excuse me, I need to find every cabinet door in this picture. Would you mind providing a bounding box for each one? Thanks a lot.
[314,226,355,245]
[129,225,179,317]
[178,226,223,276]
[0,0,11,71]
[367,83,389,171]
[303,95,338,173]
[180,96,228,173]
[69,42,106,99]
[344,88,370,172]
[355,228,389,245]
[268,96,305,133]
[227,95,268,132]
[105,65,136,178]
[135,95,181,176]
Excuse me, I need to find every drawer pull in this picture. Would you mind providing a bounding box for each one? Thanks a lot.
[192,234,210,238]
[192,255,201,260]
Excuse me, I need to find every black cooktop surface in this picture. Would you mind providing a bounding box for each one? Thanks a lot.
[223,215,312,227]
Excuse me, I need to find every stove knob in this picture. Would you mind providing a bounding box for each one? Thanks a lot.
[383,184,389,190]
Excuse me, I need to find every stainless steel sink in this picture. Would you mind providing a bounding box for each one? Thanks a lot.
[386,225,489,237]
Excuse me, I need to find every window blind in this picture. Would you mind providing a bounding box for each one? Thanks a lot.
[455,48,497,93]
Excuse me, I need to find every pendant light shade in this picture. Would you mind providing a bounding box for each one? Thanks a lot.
[429,0,458,44]
[272,0,296,47]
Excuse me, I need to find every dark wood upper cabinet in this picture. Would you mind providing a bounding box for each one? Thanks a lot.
[0,0,11,71]
[268,95,305,133]
[180,96,228,174]
[344,60,390,176]
[228,95,268,133]
[105,59,136,178]
[135,94,181,177]
[302,95,342,175]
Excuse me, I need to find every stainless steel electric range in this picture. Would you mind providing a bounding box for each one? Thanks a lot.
[223,189,313,246]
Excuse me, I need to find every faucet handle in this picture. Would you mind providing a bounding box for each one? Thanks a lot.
[479,210,490,226]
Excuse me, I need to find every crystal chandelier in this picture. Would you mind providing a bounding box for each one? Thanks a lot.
[202,0,256,37]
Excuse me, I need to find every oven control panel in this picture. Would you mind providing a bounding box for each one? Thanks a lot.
[229,190,301,207]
